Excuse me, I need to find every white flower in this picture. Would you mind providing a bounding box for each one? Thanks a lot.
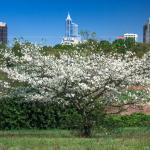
[0,43,149,104]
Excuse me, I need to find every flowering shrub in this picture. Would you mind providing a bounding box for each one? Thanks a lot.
[0,43,150,136]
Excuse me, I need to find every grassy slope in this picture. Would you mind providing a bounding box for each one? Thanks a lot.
[0,128,149,150]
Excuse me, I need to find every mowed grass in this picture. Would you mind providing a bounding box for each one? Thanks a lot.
[0,128,149,150]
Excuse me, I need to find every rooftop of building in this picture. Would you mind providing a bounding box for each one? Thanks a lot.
[66,12,72,21]
[0,22,7,27]
[124,33,138,36]
[144,18,150,25]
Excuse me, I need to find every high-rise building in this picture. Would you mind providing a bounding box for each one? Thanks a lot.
[143,18,150,43]
[65,13,72,37]
[62,13,81,45]
[0,22,7,44]
[71,23,79,37]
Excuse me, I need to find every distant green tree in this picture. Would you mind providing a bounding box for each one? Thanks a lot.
[91,32,97,40]
[79,30,90,41]
[131,43,150,57]
[124,37,136,49]
[53,44,75,51]
[76,39,101,53]
[112,39,126,53]
[12,41,23,57]
[0,43,7,49]
[99,40,112,53]
[54,44,76,54]
[40,46,53,55]
[0,44,8,65]
[80,30,97,41]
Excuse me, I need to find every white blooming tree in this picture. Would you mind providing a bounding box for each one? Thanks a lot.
[0,43,150,136]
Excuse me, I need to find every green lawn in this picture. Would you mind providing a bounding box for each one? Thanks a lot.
[0,128,149,150]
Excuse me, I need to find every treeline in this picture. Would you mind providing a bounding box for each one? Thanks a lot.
[1,38,150,58]
[43,39,150,57]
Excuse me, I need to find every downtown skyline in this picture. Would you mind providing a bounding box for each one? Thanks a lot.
[0,0,150,45]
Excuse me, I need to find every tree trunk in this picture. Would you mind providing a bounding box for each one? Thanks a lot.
[82,124,92,137]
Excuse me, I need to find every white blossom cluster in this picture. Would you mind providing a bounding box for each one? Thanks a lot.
[0,44,150,106]
[0,80,10,93]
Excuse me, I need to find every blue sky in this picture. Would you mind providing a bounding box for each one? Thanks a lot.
[0,0,150,45]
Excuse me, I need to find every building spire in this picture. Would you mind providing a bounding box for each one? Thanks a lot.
[66,12,72,21]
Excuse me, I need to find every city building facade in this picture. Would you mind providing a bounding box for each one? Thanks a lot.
[0,22,7,44]
[143,18,150,43]
[62,13,81,45]
[124,33,138,42]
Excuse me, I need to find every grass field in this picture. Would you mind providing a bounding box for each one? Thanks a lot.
[0,128,149,150]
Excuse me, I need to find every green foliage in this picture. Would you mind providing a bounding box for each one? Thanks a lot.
[59,107,82,129]
[0,94,149,131]
[103,113,150,129]
[40,45,53,55]
[0,94,84,130]
[45,37,150,56]
[125,38,136,49]
[0,43,7,49]
[2,38,149,58]
[0,96,26,129]
[11,41,24,57]
[53,44,75,51]
[112,39,127,53]
[131,43,150,57]
[0,96,58,129]
[100,40,112,53]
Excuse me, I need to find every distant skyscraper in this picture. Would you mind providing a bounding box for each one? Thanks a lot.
[65,13,72,37]
[62,13,81,45]
[0,22,7,44]
[70,23,79,37]
[143,18,150,43]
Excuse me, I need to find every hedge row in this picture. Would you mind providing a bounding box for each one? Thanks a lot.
[103,113,150,129]
[0,96,150,130]
[0,96,82,130]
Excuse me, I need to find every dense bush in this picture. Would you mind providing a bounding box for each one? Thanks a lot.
[0,96,84,130]
[0,96,149,130]
[103,113,150,129]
